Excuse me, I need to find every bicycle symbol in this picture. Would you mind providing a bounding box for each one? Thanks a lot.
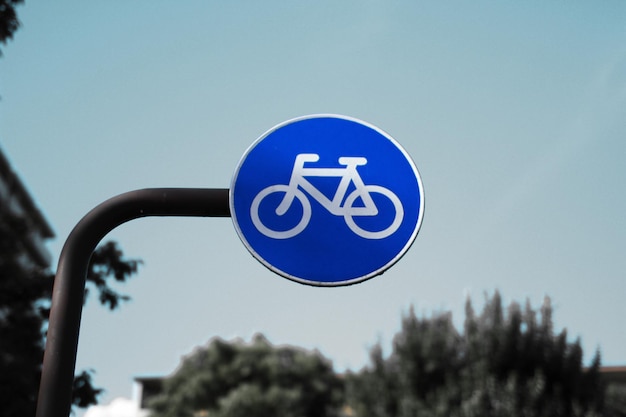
[251,153,404,240]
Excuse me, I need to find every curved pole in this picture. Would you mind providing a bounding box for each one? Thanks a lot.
[36,188,230,417]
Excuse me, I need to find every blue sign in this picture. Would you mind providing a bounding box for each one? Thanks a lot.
[230,114,424,286]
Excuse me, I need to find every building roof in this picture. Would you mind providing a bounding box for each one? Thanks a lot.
[600,366,626,386]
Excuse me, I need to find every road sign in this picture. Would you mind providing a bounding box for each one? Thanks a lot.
[230,114,424,286]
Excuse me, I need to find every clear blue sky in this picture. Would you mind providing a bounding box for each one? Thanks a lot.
[2,1,625,414]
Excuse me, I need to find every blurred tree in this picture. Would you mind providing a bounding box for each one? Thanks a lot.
[0,0,23,54]
[0,211,141,417]
[149,334,345,417]
[606,385,626,417]
[347,291,606,417]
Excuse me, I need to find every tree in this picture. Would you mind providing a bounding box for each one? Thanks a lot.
[347,292,607,417]
[149,334,345,417]
[0,0,23,55]
[0,210,141,417]
[606,385,626,417]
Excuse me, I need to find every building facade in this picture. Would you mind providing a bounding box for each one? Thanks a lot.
[0,147,54,270]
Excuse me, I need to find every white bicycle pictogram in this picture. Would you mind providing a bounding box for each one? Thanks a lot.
[251,153,404,239]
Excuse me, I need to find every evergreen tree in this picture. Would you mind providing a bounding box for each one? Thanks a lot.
[346,343,399,417]
[348,292,606,417]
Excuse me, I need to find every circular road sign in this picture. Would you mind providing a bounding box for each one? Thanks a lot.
[230,114,424,286]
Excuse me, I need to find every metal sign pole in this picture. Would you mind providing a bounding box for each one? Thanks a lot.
[35,188,230,417]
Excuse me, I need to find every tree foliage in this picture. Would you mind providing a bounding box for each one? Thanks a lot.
[0,0,23,54]
[149,334,345,417]
[0,211,141,417]
[606,385,626,417]
[347,292,607,417]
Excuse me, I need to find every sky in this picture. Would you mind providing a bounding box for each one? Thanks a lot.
[1,1,626,415]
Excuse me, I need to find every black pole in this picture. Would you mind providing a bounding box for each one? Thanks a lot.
[36,188,230,417]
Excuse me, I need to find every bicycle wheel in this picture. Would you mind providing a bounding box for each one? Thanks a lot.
[344,185,404,239]
[250,185,311,239]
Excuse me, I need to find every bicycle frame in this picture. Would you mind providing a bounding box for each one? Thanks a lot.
[276,153,378,216]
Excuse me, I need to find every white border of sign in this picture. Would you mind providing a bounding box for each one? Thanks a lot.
[230,114,425,287]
